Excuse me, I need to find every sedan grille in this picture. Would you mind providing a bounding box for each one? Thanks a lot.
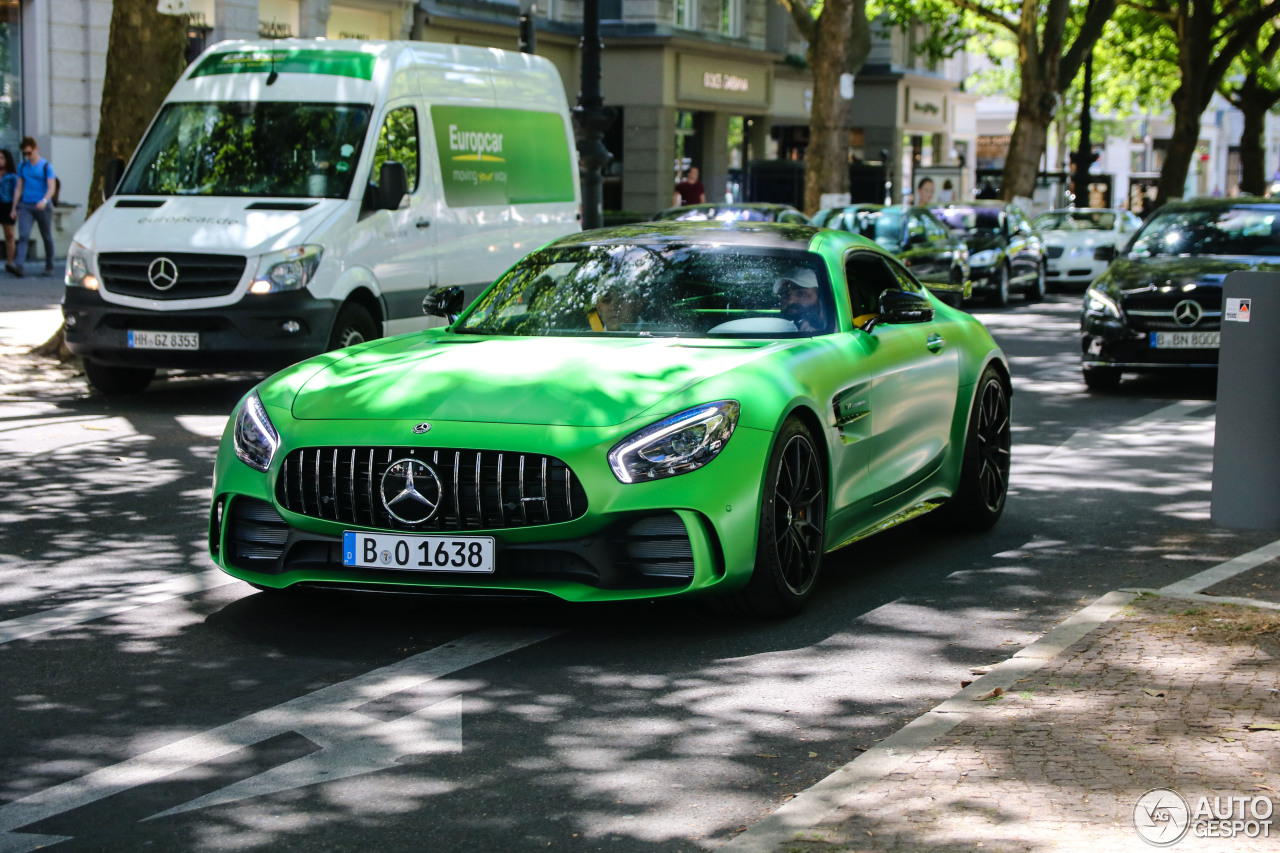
[275,446,588,531]
[1045,246,1065,259]
[99,252,247,300]
[1124,290,1222,332]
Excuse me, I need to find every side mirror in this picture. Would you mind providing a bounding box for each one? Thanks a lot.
[1093,245,1117,263]
[878,289,934,324]
[365,161,409,212]
[906,232,928,246]
[423,285,465,323]
[103,158,125,201]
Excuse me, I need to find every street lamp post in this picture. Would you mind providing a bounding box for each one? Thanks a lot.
[574,0,614,231]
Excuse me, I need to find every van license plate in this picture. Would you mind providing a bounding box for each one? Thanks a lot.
[342,531,495,573]
[1150,331,1219,349]
[128,330,199,350]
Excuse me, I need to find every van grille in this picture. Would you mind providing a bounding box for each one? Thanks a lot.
[98,252,247,300]
[275,446,588,531]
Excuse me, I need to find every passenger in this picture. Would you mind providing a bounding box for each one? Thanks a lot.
[588,284,647,331]
[773,269,829,333]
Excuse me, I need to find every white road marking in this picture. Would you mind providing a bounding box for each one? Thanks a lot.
[1160,536,1280,595]
[0,570,236,645]
[1042,400,1214,461]
[0,628,561,852]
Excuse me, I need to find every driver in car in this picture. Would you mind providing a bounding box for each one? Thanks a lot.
[774,269,829,333]
[588,284,648,331]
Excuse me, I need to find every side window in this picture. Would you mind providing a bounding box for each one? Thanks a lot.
[923,213,948,239]
[372,105,419,193]
[885,257,925,294]
[905,212,928,241]
[845,251,908,317]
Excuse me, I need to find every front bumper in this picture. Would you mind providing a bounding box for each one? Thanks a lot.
[63,286,339,370]
[1047,257,1104,285]
[1080,314,1221,371]
[210,415,773,602]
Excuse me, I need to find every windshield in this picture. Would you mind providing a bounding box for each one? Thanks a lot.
[933,206,1003,234]
[1128,206,1280,258]
[119,101,374,198]
[1033,211,1116,231]
[836,208,902,249]
[455,243,836,338]
[662,207,779,222]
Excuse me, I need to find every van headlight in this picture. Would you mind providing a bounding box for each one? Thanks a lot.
[250,245,323,294]
[1084,286,1122,320]
[65,242,98,290]
[233,391,280,472]
[608,401,739,483]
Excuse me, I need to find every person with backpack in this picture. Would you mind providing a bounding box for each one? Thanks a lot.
[9,136,57,277]
[0,150,18,267]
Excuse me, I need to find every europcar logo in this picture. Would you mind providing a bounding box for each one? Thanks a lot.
[448,125,506,162]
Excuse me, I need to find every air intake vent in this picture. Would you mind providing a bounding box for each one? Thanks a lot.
[226,497,289,569]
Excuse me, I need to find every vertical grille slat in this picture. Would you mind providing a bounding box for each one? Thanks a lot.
[274,445,586,531]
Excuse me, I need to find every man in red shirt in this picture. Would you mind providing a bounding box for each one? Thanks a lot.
[673,167,705,207]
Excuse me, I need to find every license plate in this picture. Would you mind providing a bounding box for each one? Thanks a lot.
[342,531,495,573]
[1150,331,1220,349]
[128,330,199,350]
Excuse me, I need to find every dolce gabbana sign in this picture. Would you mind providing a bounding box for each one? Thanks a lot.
[678,55,769,108]
[906,88,946,126]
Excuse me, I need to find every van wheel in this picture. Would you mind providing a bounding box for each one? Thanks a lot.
[84,359,155,395]
[328,304,378,351]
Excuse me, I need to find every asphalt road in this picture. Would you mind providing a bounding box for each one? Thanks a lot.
[0,281,1274,853]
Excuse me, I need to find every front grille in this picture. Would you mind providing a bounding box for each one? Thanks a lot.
[1045,246,1065,259]
[275,446,588,531]
[226,497,290,569]
[99,252,247,300]
[1124,291,1222,333]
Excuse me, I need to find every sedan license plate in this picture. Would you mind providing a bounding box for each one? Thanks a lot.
[342,531,495,573]
[1149,331,1220,349]
[128,330,199,350]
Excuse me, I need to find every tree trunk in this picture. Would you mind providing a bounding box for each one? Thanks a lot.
[1237,85,1277,196]
[1158,80,1207,204]
[1001,85,1054,200]
[89,0,188,217]
[801,0,854,214]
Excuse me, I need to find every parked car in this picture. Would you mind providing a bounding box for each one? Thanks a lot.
[1032,208,1143,290]
[211,221,1011,615]
[654,203,810,224]
[813,204,970,307]
[1079,198,1280,391]
[932,202,1047,305]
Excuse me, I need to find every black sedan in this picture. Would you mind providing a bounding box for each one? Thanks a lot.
[1080,198,1280,391]
[814,204,971,307]
[654,203,810,224]
[932,202,1047,306]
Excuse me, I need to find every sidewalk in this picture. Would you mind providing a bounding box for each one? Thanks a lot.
[726,543,1280,853]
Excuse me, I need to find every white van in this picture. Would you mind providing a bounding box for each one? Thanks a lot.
[63,39,581,394]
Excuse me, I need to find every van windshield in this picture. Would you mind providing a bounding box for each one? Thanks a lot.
[118,101,374,199]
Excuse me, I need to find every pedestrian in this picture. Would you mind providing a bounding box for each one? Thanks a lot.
[0,150,17,267]
[9,136,57,278]
[673,166,705,207]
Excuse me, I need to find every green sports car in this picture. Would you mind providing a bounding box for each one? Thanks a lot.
[210,222,1011,614]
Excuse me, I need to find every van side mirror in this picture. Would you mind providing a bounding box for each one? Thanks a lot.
[1094,245,1117,263]
[377,161,408,210]
[878,289,934,324]
[103,158,125,201]
[423,286,465,322]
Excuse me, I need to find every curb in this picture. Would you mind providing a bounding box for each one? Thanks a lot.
[720,534,1280,853]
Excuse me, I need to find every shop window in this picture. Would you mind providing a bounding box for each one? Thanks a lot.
[372,106,419,194]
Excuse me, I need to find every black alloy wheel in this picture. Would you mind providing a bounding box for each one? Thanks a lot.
[991,263,1010,307]
[1083,365,1122,392]
[730,418,827,616]
[1024,261,1046,302]
[940,367,1011,531]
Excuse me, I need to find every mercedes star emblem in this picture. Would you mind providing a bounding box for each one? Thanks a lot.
[1173,299,1203,328]
[147,257,179,291]
[380,458,443,525]
[412,423,432,434]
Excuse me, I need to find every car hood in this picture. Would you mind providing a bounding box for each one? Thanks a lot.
[1042,229,1116,249]
[72,196,342,255]
[1105,255,1280,295]
[289,334,775,427]
[962,233,1002,253]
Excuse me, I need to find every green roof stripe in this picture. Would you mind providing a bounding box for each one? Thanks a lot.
[191,49,376,81]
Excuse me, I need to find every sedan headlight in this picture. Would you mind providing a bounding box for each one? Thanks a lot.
[250,245,323,294]
[970,249,999,267]
[233,391,280,472]
[1084,287,1122,320]
[608,401,739,483]
[65,241,98,290]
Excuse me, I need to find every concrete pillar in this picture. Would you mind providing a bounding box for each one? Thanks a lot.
[622,105,676,216]
[745,115,770,165]
[699,111,733,205]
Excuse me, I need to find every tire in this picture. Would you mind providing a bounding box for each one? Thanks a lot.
[729,418,828,616]
[328,303,379,351]
[1082,365,1122,392]
[990,263,1010,307]
[940,367,1011,532]
[84,359,155,395]
[1024,261,1046,302]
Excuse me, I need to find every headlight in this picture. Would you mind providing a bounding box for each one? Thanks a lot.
[233,391,280,472]
[1084,287,1122,320]
[250,245,323,294]
[65,241,98,290]
[970,249,998,267]
[608,401,739,483]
